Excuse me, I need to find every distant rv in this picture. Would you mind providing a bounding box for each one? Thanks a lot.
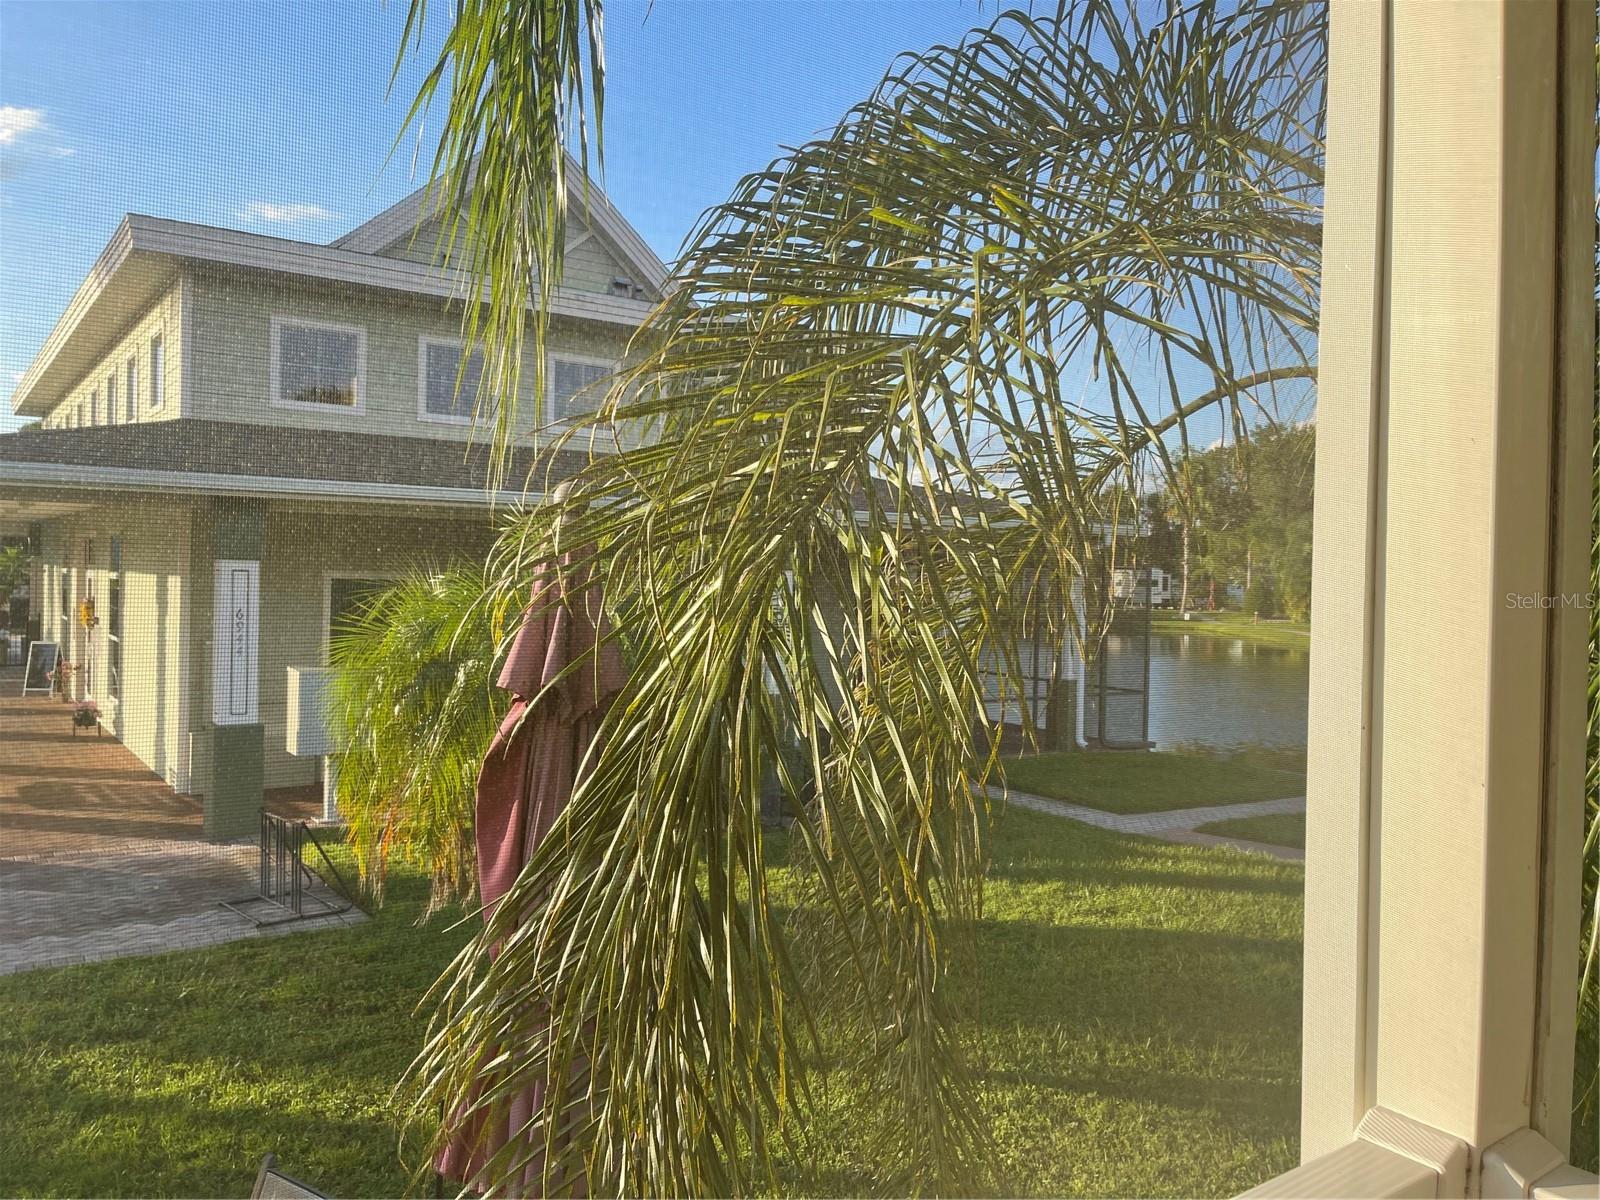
[1112,566,1174,608]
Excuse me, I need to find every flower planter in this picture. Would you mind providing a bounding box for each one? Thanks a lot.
[71,702,100,738]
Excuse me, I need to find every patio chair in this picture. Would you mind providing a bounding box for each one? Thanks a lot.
[250,1153,328,1200]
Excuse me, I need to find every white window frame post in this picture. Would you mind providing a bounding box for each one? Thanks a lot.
[1249,2,1594,1197]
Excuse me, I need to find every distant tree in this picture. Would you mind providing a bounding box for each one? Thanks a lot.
[1191,445,1255,600]
[1241,425,1315,621]
[0,544,27,598]
[1138,488,1183,579]
[1244,574,1278,620]
[1150,423,1314,619]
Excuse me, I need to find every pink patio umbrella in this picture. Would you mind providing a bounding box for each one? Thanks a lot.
[437,542,623,1196]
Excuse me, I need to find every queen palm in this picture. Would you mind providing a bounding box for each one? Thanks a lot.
[335,0,1330,1193]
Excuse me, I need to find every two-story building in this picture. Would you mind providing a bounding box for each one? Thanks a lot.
[0,166,666,838]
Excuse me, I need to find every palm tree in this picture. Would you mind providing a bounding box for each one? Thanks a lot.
[330,566,502,913]
[338,1,1328,1193]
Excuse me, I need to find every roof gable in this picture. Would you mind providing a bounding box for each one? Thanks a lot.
[330,154,668,297]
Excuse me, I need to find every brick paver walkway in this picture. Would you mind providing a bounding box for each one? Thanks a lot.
[986,785,1307,861]
[0,666,363,975]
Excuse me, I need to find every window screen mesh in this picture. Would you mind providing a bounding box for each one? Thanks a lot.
[0,3,1342,1195]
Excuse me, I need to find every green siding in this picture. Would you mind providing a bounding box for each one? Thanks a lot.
[373,211,641,298]
[186,266,634,441]
[39,282,184,431]
[563,230,633,296]
[255,503,498,789]
[375,214,454,267]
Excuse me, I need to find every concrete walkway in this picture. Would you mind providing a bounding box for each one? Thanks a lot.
[1,667,364,976]
[988,785,1306,861]
[1,836,365,975]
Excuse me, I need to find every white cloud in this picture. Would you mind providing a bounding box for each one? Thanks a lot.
[0,106,46,145]
[0,107,76,169]
[238,200,336,226]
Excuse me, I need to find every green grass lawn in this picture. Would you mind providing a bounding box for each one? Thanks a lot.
[1002,747,1307,815]
[0,814,1303,1198]
[1193,812,1307,850]
[1150,614,1311,650]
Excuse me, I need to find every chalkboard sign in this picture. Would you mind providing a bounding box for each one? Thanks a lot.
[22,641,59,696]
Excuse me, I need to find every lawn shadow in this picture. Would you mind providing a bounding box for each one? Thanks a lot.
[0,1066,410,1198]
[769,805,1303,1197]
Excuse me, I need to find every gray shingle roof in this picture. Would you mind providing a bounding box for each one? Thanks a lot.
[0,419,582,498]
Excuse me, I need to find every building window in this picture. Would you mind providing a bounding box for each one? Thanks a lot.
[90,389,100,425]
[418,337,488,424]
[149,332,164,410]
[107,537,122,702]
[106,372,117,425]
[271,317,366,410]
[80,549,92,699]
[548,354,613,422]
[326,576,394,662]
[125,356,137,421]
[57,565,69,649]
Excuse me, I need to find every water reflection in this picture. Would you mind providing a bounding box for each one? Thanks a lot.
[1104,633,1310,750]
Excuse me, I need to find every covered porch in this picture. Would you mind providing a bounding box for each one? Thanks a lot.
[0,664,334,974]
[0,425,518,839]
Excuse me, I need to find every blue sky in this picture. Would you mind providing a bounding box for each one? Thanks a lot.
[0,0,1311,444]
[0,0,1011,429]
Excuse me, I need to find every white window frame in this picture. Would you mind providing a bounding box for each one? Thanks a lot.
[544,351,617,427]
[416,334,490,426]
[56,562,70,657]
[77,545,93,701]
[1246,4,1594,1197]
[321,571,400,665]
[105,370,117,425]
[269,315,367,414]
[104,536,122,721]
[125,355,137,422]
[148,331,164,412]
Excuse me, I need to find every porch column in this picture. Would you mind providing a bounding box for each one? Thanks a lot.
[1291,0,1593,1186]
[193,497,265,841]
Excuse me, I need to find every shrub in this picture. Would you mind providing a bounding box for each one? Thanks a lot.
[1244,576,1278,619]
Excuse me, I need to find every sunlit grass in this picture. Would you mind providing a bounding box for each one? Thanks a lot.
[1003,747,1307,816]
[1149,615,1312,650]
[0,812,1302,1198]
[1194,812,1307,850]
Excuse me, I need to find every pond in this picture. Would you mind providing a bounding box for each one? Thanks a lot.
[1097,632,1310,751]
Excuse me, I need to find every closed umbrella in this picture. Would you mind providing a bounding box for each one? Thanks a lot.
[437,543,623,1196]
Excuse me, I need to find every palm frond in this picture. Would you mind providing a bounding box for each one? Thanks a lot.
[1573,186,1598,1167]
[394,0,603,488]
[393,2,1327,1195]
